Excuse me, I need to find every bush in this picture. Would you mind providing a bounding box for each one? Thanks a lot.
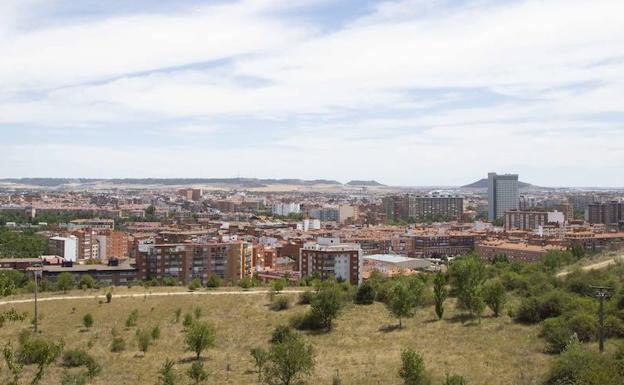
[183,313,194,328]
[136,328,152,353]
[126,309,139,327]
[271,325,295,344]
[82,313,94,329]
[515,290,573,323]
[399,349,430,385]
[111,336,126,352]
[188,278,201,291]
[164,277,178,286]
[62,349,92,368]
[239,277,253,290]
[290,311,324,331]
[605,315,624,338]
[151,325,161,340]
[271,296,291,311]
[542,317,574,354]
[78,275,96,289]
[105,291,112,303]
[298,290,315,305]
[567,312,597,342]
[206,275,222,288]
[355,281,376,305]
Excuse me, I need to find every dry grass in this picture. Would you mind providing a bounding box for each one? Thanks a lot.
[0,292,552,385]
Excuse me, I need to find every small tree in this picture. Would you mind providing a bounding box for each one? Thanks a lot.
[483,280,507,317]
[111,336,125,352]
[250,347,269,381]
[449,256,486,321]
[239,277,253,290]
[82,313,94,329]
[399,349,430,385]
[271,279,285,295]
[187,361,208,385]
[355,281,376,305]
[264,332,315,385]
[433,273,448,320]
[18,333,64,385]
[157,358,177,385]
[271,325,295,344]
[3,342,24,385]
[310,285,343,331]
[183,313,194,328]
[387,281,415,328]
[105,291,112,303]
[136,328,152,354]
[57,272,74,293]
[184,321,216,360]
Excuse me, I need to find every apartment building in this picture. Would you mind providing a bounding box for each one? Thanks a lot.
[403,233,475,258]
[299,237,363,284]
[272,202,301,217]
[505,210,548,231]
[586,201,623,227]
[476,240,565,263]
[383,195,463,221]
[136,240,253,284]
[48,236,78,262]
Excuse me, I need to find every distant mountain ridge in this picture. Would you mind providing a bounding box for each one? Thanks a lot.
[462,178,533,188]
[0,178,344,188]
[345,180,385,186]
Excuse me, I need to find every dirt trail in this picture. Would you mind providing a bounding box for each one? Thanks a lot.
[556,254,623,278]
[0,289,304,306]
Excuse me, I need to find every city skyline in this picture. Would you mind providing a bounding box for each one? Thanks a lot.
[1,0,623,186]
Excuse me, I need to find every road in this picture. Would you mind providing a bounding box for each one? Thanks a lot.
[0,289,305,306]
[556,254,624,278]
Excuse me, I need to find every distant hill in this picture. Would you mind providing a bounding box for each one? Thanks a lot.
[462,178,533,188]
[0,178,343,188]
[345,180,385,187]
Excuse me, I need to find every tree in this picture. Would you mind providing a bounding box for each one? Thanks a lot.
[78,274,96,289]
[386,281,415,328]
[264,332,315,385]
[82,313,94,329]
[483,280,507,317]
[184,321,216,360]
[135,328,152,354]
[355,281,376,305]
[433,273,448,321]
[449,256,486,320]
[151,325,161,340]
[250,347,269,381]
[3,342,24,385]
[270,279,285,295]
[399,349,430,385]
[187,361,208,385]
[126,309,139,327]
[157,358,177,385]
[57,272,75,293]
[105,291,112,303]
[310,285,343,331]
[17,333,64,385]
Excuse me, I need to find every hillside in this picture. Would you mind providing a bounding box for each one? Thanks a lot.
[462,178,533,188]
[0,288,550,385]
[345,180,385,187]
[0,178,343,188]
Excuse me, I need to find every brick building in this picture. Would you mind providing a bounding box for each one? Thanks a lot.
[299,237,363,284]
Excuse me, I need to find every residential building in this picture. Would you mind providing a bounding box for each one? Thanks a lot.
[476,240,565,263]
[383,195,463,221]
[309,207,339,222]
[300,237,363,284]
[488,173,519,220]
[586,201,624,227]
[339,204,358,223]
[272,202,301,217]
[48,236,78,262]
[403,233,475,258]
[505,210,548,231]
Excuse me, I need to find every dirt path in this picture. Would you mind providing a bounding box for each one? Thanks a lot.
[556,254,624,278]
[0,289,305,306]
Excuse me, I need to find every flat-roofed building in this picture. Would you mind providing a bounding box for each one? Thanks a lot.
[476,240,565,263]
[488,173,519,220]
[300,237,363,284]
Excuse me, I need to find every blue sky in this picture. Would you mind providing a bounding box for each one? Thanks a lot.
[0,0,623,186]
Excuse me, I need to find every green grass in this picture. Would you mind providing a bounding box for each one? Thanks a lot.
[0,290,555,385]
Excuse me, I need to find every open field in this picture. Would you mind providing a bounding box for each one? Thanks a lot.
[1,291,553,385]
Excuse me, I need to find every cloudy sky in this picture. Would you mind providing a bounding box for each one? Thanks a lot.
[1,0,623,187]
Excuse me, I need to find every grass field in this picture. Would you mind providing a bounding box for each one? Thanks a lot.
[0,287,553,385]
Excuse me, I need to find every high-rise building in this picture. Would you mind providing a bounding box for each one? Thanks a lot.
[48,236,78,262]
[586,201,623,227]
[487,173,519,220]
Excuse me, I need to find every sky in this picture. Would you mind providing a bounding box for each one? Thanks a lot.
[0,0,623,187]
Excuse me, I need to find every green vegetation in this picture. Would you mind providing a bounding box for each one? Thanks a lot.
[0,228,48,257]
[433,273,447,320]
[184,321,216,360]
[399,349,430,385]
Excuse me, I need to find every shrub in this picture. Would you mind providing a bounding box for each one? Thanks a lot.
[515,290,573,324]
[206,275,222,288]
[239,277,253,290]
[82,313,94,329]
[542,317,574,354]
[136,328,152,353]
[184,321,216,360]
[271,325,295,344]
[298,290,315,305]
[151,325,161,340]
[105,291,112,303]
[78,275,96,290]
[125,309,139,327]
[567,312,597,342]
[164,277,178,286]
[271,296,291,311]
[291,311,324,331]
[60,370,87,385]
[188,278,201,291]
[111,336,126,352]
[605,315,624,338]
[399,349,430,385]
[62,349,92,368]
[355,281,376,305]
[183,313,194,328]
